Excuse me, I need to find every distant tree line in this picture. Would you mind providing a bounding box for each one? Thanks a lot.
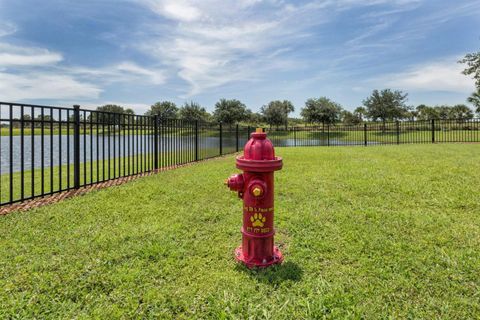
[86,46,480,127]
[91,91,477,128]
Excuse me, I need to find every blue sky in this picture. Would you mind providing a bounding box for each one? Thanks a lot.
[0,0,479,116]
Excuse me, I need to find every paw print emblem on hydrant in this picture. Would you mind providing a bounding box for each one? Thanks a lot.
[251,213,266,227]
[225,128,284,268]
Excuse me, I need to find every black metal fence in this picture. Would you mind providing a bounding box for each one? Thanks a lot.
[0,102,251,206]
[267,119,480,147]
[1,101,479,207]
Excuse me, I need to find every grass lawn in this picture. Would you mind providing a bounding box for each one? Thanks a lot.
[1,144,479,318]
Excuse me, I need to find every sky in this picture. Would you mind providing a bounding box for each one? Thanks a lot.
[0,0,479,116]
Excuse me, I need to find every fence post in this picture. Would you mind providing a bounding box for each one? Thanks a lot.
[153,115,159,170]
[327,123,330,146]
[73,105,81,189]
[219,122,223,155]
[431,119,435,143]
[364,123,367,146]
[195,120,199,161]
[294,126,297,147]
[396,120,400,145]
[235,124,239,152]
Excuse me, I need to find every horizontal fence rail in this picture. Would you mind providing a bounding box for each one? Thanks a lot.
[1,101,479,207]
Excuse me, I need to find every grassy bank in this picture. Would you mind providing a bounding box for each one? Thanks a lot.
[268,129,480,143]
[3,127,479,144]
[0,145,479,318]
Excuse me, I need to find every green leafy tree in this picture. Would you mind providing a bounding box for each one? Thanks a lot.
[363,89,409,123]
[11,114,32,128]
[301,97,343,127]
[213,99,250,125]
[341,110,362,125]
[178,102,211,122]
[35,114,53,121]
[434,105,451,120]
[448,104,474,120]
[467,89,480,115]
[354,106,367,121]
[145,101,178,119]
[459,50,480,88]
[404,107,417,121]
[92,104,134,125]
[96,104,133,114]
[247,112,264,126]
[416,104,438,120]
[260,100,295,128]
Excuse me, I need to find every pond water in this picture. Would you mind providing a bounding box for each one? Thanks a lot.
[0,134,371,173]
[0,134,240,173]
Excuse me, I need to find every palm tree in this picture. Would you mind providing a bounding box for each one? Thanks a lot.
[467,89,480,115]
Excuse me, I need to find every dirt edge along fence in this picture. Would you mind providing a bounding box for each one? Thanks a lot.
[1,101,479,207]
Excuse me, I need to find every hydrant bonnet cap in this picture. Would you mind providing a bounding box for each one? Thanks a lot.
[236,130,282,172]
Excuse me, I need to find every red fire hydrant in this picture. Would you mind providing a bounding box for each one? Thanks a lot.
[225,128,283,268]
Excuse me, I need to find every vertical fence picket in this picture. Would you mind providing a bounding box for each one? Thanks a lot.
[73,105,80,189]
[294,127,297,147]
[154,115,159,170]
[364,123,367,146]
[236,124,239,152]
[431,119,435,143]
[396,121,400,145]
[219,123,223,156]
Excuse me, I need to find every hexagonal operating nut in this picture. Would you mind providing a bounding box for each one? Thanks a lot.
[252,186,263,197]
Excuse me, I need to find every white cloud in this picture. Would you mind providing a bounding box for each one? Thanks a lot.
[64,62,166,86]
[0,72,102,100]
[0,26,101,100]
[0,39,165,101]
[139,0,203,22]
[134,0,431,97]
[0,21,17,37]
[135,0,328,96]
[0,53,165,101]
[373,58,475,93]
[115,62,165,85]
[0,43,63,66]
[0,17,166,102]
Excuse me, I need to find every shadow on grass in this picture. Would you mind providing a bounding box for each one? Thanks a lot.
[235,261,303,285]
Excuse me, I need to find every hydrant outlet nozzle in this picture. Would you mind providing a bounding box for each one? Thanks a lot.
[226,173,244,192]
